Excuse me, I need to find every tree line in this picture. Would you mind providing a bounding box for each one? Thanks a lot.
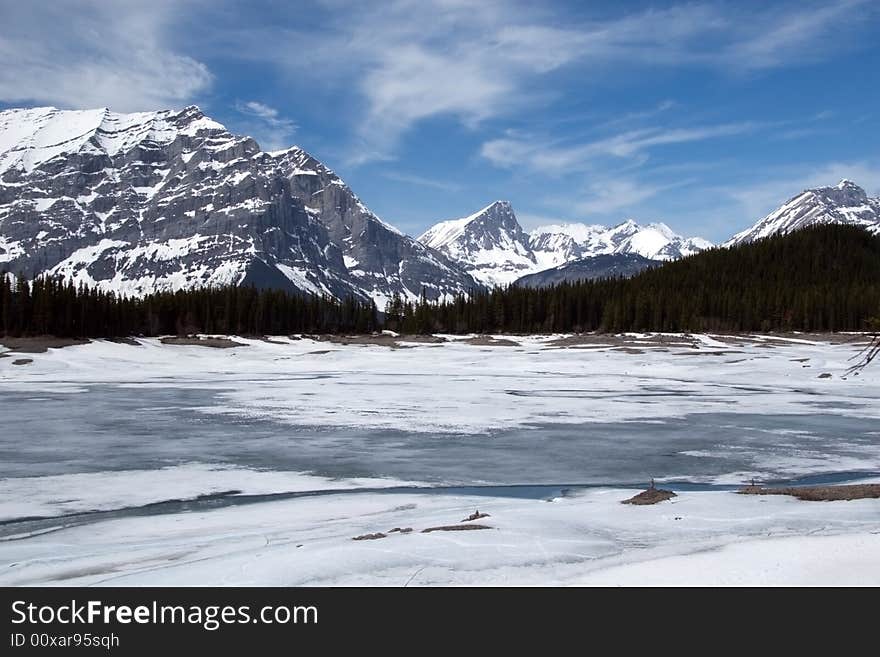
[0,276,378,337]
[2,225,879,338]
[385,224,880,334]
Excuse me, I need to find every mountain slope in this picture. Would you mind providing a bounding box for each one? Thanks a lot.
[0,106,478,305]
[724,179,880,247]
[418,201,537,287]
[530,220,712,265]
[400,224,880,334]
[514,253,661,288]
[419,201,711,287]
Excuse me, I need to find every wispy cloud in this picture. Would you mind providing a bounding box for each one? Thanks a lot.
[719,161,880,223]
[557,177,699,217]
[382,171,463,192]
[1,0,873,164]
[481,123,760,174]
[235,100,297,150]
[0,1,212,111]
[516,212,588,232]
[723,0,872,70]
[213,0,874,163]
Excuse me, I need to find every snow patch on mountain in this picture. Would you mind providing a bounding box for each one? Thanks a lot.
[420,201,711,287]
[419,201,537,287]
[0,105,478,304]
[530,219,711,264]
[724,179,880,247]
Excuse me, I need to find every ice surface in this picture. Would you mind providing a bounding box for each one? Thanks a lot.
[1,334,878,585]
[0,464,420,521]
[0,485,877,586]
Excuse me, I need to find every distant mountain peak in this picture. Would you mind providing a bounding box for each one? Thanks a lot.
[724,179,879,247]
[418,200,535,288]
[420,203,711,287]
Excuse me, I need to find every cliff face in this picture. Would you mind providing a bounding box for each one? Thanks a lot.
[0,106,478,305]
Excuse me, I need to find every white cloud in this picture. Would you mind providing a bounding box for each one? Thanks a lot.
[481,123,760,173]
[382,171,462,192]
[238,101,280,122]
[0,1,212,111]
[0,0,874,165]
[560,177,701,217]
[570,180,665,216]
[724,0,873,70]
[720,161,880,223]
[235,101,297,150]
[516,212,597,232]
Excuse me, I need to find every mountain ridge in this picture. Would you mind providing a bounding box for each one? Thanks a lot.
[0,105,479,306]
[724,179,880,247]
[3,104,877,303]
[419,201,711,287]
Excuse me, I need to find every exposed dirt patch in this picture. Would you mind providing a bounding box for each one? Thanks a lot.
[314,334,409,349]
[622,487,677,505]
[387,527,413,534]
[160,336,247,348]
[106,337,141,346]
[545,334,615,348]
[464,336,519,347]
[12,358,33,365]
[546,334,696,349]
[738,484,880,501]
[396,335,448,344]
[544,332,873,351]
[422,524,492,533]
[352,532,387,541]
[461,510,490,522]
[817,373,832,379]
[319,333,449,347]
[0,337,90,353]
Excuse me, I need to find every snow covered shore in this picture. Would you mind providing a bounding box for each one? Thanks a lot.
[1,480,878,586]
[1,333,878,586]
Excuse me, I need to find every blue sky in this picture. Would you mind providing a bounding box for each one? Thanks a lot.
[1,0,878,242]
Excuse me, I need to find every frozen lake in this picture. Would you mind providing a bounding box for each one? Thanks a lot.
[1,333,878,585]
[1,384,878,488]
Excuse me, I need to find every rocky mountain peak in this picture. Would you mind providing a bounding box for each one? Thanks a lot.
[0,105,479,305]
[724,179,880,247]
[420,201,711,287]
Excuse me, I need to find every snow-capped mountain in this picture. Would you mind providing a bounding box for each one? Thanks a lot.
[0,106,478,306]
[530,220,712,265]
[419,201,711,287]
[724,179,880,247]
[528,223,610,269]
[418,201,537,287]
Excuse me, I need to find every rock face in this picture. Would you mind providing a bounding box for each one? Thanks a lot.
[418,201,537,288]
[0,106,478,306]
[724,179,880,247]
[514,253,661,288]
[419,201,710,287]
